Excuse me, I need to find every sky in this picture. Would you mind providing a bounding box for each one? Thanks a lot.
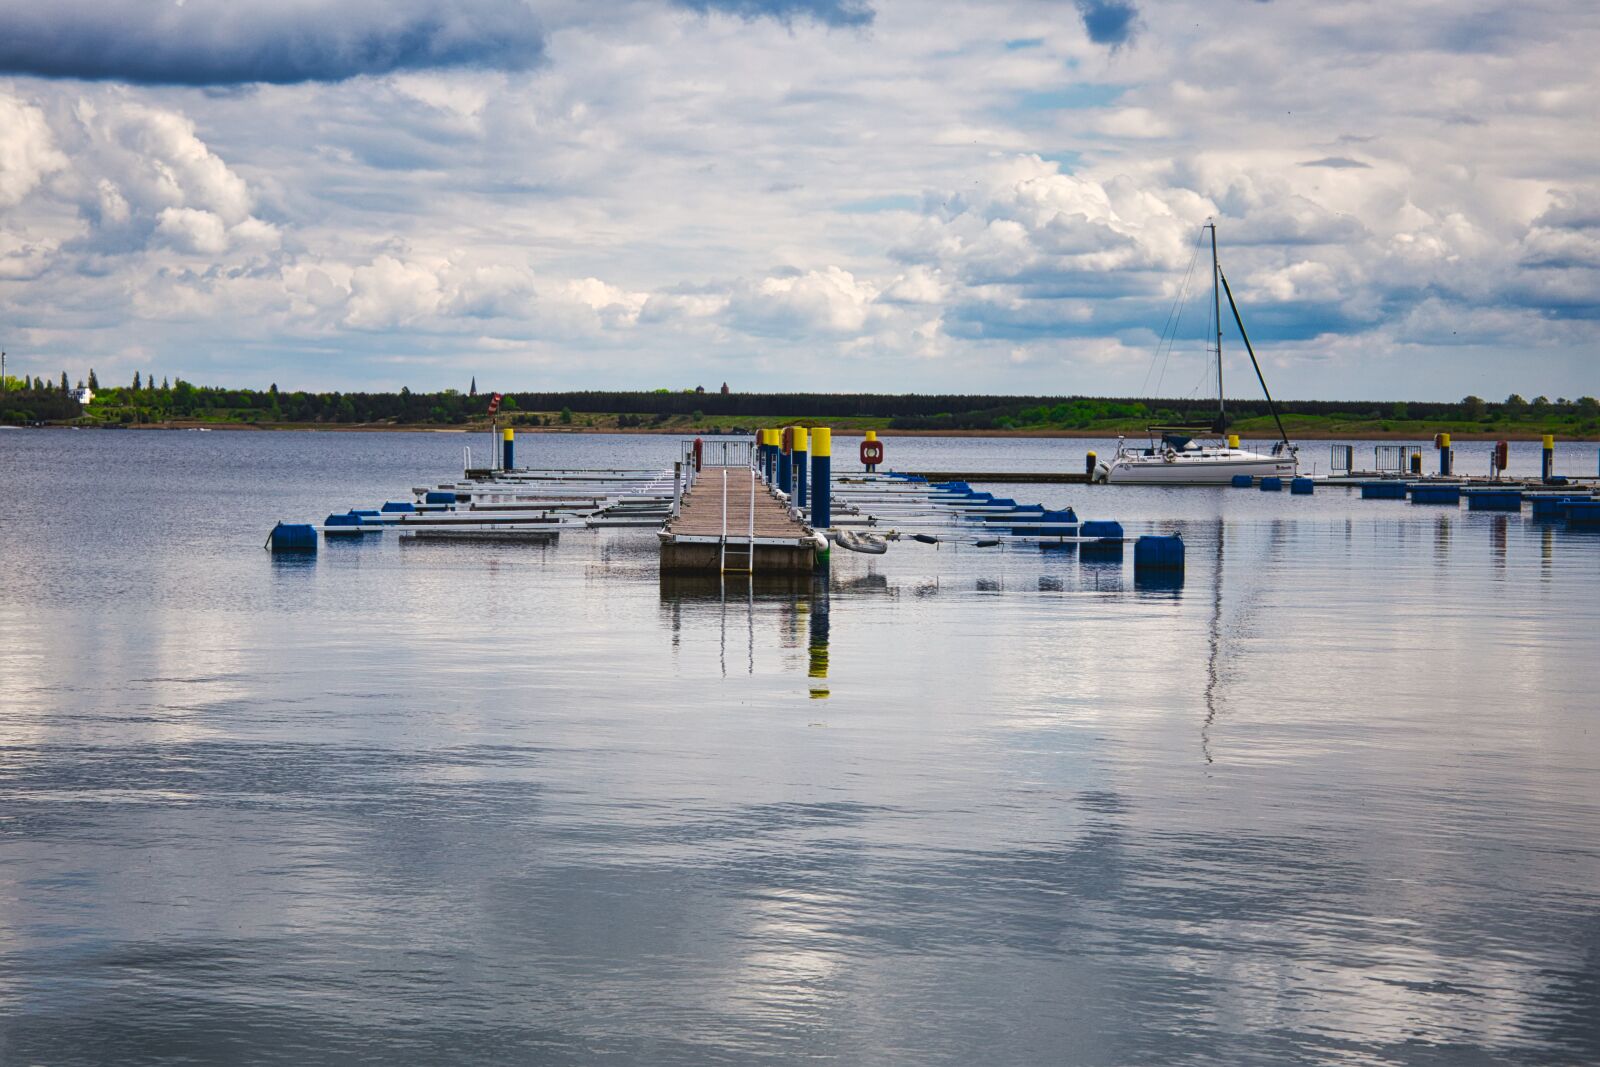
[0,0,1596,401]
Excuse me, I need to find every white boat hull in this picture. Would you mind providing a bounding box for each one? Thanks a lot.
[1100,449,1297,485]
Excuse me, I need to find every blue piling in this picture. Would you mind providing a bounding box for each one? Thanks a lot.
[793,427,809,509]
[811,428,832,529]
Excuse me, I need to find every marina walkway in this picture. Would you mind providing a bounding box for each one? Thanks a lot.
[660,466,817,574]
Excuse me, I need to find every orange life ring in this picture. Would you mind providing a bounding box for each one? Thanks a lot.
[860,440,884,465]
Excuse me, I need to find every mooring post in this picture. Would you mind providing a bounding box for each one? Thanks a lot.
[1542,434,1555,482]
[673,461,683,516]
[811,427,831,529]
[778,428,793,495]
[1085,450,1097,476]
[502,426,515,471]
[864,429,878,472]
[1437,432,1453,476]
[793,426,809,509]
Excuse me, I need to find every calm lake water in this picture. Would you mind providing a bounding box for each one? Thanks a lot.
[1,429,1598,1065]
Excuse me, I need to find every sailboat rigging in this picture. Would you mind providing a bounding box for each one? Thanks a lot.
[1095,222,1298,485]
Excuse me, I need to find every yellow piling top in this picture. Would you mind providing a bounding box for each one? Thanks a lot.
[1227,433,1240,449]
[503,427,514,441]
[865,430,878,441]
[812,427,831,456]
[1543,434,1555,449]
[794,426,809,452]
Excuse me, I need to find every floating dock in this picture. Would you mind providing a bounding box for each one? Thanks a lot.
[902,471,1093,484]
[659,465,819,574]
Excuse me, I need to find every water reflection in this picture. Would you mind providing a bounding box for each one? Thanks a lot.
[1202,520,1224,766]
[808,570,830,699]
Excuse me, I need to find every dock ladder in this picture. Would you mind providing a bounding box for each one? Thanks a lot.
[719,468,758,574]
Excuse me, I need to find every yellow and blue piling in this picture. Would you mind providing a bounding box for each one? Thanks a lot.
[1436,432,1453,476]
[778,428,793,493]
[1542,434,1555,482]
[502,426,515,471]
[811,427,831,528]
[793,426,809,508]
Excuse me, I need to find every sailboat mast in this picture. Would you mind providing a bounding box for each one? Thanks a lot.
[1210,222,1225,431]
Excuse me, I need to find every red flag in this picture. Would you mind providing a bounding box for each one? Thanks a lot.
[487,392,502,414]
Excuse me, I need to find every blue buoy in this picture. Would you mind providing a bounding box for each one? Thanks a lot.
[1361,481,1408,500]
[268,522,317,553]
[1231,474,1253,488]
[423,491,457,505]
[1134,534,1184,572]
[1259,477,1282,492]
[1410,485,1461,505]
[1290,477,1314,495]
[381,501,416,513]
[323,514,378,536]
[1079,520,1123,539]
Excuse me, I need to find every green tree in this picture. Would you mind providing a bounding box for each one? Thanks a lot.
[559,406,574,424]
[60,371,69,393]
[1504,393,1527,416]
[88,369,99,391]
[1462,395,1486,419]
[1577,396,1600,416]
[133,371,141,390]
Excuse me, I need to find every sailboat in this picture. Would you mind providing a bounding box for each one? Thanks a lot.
[1095,222,1298,485]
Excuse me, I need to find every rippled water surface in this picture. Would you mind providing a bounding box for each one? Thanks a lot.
[1,429,1598,1065]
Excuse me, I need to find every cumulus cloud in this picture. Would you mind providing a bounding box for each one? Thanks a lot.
[0,95,68,206]
[0,0,547,85]
[728,267,879,336]
[0,0,1596,397]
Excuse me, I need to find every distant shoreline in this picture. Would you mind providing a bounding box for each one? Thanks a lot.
[26,422,1599,442]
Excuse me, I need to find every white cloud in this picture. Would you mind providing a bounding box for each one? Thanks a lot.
[0,93,67,206]
[0,0,1595,398]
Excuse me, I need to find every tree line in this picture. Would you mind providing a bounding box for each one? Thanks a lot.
[2,373,1597,429]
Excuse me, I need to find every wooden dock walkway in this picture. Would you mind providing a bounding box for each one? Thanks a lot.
[659,466,818,574]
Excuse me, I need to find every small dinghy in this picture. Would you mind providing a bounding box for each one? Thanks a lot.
[834,530,888,554]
